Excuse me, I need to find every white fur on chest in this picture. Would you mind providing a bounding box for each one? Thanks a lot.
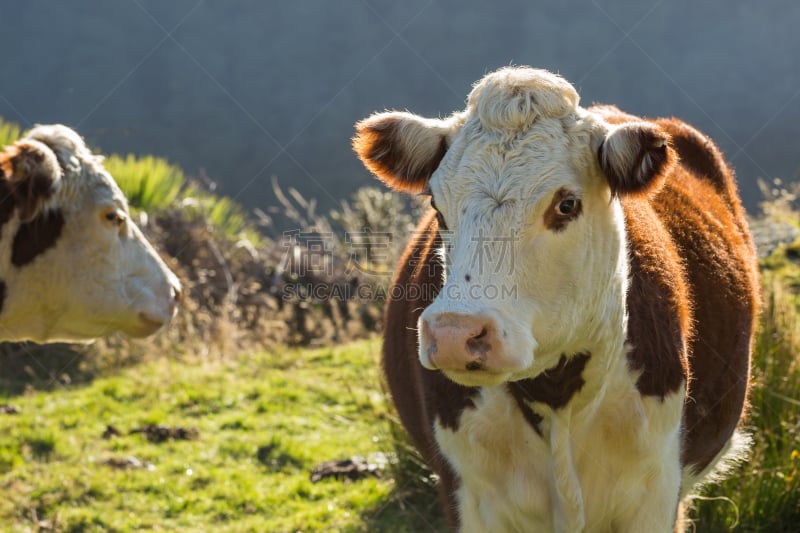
[434,380,685,533]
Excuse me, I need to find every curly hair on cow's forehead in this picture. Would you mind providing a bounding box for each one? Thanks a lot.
[467,67,580,133]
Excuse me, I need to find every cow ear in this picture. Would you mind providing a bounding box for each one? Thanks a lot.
[0,140,62,221]
[353,111,457,193]
[598,122,675,197]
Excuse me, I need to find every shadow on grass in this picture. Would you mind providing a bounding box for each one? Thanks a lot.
[0,342,96,396]
[361,482,448,533]
[361,410,449,532]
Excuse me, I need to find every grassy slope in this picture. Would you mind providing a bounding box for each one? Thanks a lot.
[2,250,800,532]
[0,340,443,533]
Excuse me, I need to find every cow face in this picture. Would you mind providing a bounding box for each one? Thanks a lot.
[355,67,674,387]
[0,125,181,343]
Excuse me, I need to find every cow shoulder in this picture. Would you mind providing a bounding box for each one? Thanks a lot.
[648,168,759,472]
[622,198,690,399]
[384,209,478,436]
[382,210,473,529]
[654,118,734,195]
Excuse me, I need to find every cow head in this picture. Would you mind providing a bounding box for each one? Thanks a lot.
[355,67,674,387]
[0,125,181,343]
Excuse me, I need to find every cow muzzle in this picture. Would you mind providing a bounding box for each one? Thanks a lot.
[130,274,182,337]
[419,310,534,383]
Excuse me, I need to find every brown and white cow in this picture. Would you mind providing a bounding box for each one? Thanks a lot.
[354,67,760,532]
[0,124,181,343]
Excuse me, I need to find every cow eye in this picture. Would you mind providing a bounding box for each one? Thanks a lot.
[556,198,580,216]
[102,209,126,227]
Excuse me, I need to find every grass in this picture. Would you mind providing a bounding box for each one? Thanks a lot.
[1,260,798,533]
[104,154,186,214]
[103,153,262,246]
[688,245,800,532]
[0,340,444,532]
[0,118,22,149]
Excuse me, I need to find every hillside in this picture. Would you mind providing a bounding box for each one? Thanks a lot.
[1,239,799,531]
[0,341,433,532]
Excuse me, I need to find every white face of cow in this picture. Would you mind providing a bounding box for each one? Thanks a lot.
[355,67,675,387]
[0,125,181,343]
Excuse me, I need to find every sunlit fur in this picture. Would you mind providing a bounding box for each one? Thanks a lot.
[419,69,630,381]
[0,125,180,342]
[354,66,758,532]
[376,67,682,530]
[353,111,466,193]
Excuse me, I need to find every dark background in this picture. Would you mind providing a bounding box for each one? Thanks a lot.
[2,0,798,214]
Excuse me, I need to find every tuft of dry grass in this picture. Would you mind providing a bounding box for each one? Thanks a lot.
[0,181,416,390]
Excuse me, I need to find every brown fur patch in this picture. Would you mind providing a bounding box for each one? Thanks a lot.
[12,209,65,267]
[508,352,591,435]
[0,141,60,222]
[0,174,17,234]
[623,198,690,398]
[655,119,729,194]
[650,177,759,472]
[596,104,760,472]
[353,117,447,193]
[599,123,675,197]
[381,210,473,529]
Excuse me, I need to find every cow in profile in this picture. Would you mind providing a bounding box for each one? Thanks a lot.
[354,67,760,532]
[0,125,180,343]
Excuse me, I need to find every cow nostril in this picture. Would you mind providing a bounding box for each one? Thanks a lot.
[466,326,491,356]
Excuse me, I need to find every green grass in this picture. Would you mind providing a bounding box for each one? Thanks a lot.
[103,153,262,245]
[688,247,800,532]
[0,340,442,532]
[189,193,263,246]
[0,118,22,148]
[105,153,263,245]
[104,154,186,213]
[2,271,798,533]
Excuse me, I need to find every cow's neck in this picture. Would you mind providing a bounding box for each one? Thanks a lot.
[0,303,61,342]
[522,227,632,426]
[510,321,632,434]
[0,269,66,342]
[490,332,636,532]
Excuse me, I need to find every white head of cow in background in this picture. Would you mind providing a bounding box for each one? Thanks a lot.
[0,124,181,342]
[355,67,673,387]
